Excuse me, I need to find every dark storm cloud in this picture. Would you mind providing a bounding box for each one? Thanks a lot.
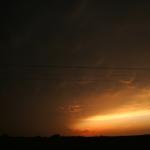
[1,1,150,136]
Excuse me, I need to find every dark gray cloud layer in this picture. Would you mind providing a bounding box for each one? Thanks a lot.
[1,0,150,136]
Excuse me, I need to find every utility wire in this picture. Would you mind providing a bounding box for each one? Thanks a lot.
[1,65,150,70]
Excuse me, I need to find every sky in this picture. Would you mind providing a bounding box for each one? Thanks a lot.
[1,0,150,136]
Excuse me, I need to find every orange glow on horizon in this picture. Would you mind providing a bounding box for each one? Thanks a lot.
[71,110,150,136]
[85,110,150,121]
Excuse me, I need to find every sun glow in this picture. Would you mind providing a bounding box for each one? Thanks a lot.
[85,110,150,121]
[72,110,150,136]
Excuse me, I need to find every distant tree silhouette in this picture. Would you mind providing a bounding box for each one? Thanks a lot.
[51,134,61,138]
[0,134,8,138]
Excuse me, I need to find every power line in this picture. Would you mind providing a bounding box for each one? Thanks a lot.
[1,65,150,81]
[1,65,150,70]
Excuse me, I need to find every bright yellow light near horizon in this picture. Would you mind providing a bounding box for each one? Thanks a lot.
[85,110,150,122]
[72,109,150,136]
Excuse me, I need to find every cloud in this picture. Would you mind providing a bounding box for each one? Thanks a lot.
[71,86,150,135]
[119,79,134,85]
[68,105,82,113]
[58,104,82,113]
[119,73,136,85]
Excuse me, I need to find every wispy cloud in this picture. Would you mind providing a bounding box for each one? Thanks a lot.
[58,104,82,113]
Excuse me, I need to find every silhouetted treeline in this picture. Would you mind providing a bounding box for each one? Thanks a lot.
[0,134,150,150]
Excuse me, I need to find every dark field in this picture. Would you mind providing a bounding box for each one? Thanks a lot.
[1,135,150,150]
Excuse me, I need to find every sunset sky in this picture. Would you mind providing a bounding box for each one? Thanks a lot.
[1,0,150,136]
